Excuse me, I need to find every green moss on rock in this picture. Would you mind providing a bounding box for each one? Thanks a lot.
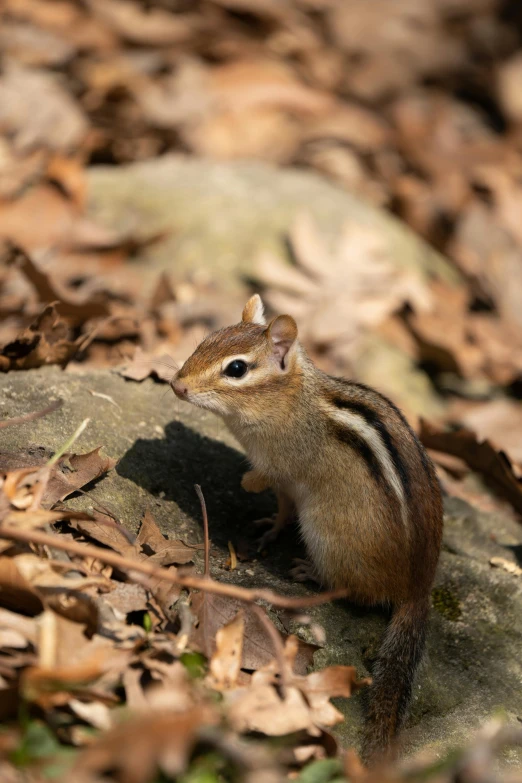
[432,587,462,621]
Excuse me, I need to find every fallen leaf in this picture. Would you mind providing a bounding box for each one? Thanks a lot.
[0,304,84,371]
[72,511,139,559]
[191,594,317,675]
[256,213,431,358]
[44,447,116,508]
[419,419,522,517]
[0,557,44,615]
[72,708,217,782]
[225,636,369,737]
[207,610,244,690]
[136,510,195,567]
[14,246,111,322]
[117,347,177,383]
[450,399,522,465]
[490,557,522,578]
[0,61,87,151]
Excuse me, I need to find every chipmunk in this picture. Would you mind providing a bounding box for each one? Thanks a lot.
[171,295,443,763]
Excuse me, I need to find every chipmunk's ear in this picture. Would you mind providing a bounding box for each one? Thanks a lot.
[242,294,266,325]
[266,315,298,369]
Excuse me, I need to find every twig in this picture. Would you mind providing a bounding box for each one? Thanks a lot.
[195,484,210,578]
[46,418,90,467]
[0,400,63,430]
[251,604,289,697]
[0,526,349,609]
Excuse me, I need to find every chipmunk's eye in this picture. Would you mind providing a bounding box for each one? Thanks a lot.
[224,359,248,378]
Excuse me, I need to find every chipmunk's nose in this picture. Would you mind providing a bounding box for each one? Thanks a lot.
[172,379,189,399]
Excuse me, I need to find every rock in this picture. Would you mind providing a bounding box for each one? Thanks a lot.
[1,366,521,766]
[87,156,459,292]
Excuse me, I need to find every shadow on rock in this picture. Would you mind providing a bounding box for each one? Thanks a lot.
[116,419,289,551]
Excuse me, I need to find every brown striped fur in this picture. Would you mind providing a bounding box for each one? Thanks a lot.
[173,296,443,764]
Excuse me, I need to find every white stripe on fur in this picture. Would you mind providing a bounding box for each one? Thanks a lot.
[329,408,408,525]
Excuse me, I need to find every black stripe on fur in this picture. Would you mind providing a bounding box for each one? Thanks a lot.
[331,396,411,499]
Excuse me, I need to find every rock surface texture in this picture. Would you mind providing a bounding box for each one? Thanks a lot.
[1,367,521,766]
[87,156,457,289]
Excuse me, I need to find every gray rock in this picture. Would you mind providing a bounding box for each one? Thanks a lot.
[87,156,459,292]
[1,367,521,766]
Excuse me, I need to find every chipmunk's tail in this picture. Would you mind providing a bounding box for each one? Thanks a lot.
[362,598,429,765]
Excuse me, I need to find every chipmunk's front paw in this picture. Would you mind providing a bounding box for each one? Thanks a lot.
[290,558,320,585]
[241,470,270,494]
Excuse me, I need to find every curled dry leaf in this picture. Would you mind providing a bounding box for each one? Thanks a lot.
[22,611,130,707]
[136,509,196,567]
[208,610,244,691]
[0,303,84,372]
[118,346,177,383]
[13,246,111,322]
[419,419,522,517]
[0,444,115,515]
[44,447,117,508]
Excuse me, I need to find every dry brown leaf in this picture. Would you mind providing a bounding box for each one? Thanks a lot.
[22,611,129,706]
[44,447,116,508]
[87,0,199,46]
[0,557,44,615]
[14,553,110,594]
[14,248,111,323]
[72,511,139,559]
[191,593,317,674]
[449,399,522,465]
[419,419,522,517]
[227,682,314,736]
[207,610,244,691]
[257,213,430,355]
[72,708,217,783]
[136,509,196,567]
[0,62,87,151]
[225,635,369,737]
[0,304,84,372]
[118,347,176,383]
[0,445,114,513]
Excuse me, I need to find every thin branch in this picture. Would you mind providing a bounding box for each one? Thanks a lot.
[195,484,210,578]
[0,525,349,609]
[0,400,63,430]
[250,604,289,697]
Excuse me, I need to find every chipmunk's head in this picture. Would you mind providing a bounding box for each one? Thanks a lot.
[171,295,301,419]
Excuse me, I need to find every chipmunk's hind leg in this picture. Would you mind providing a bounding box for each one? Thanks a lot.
[255,491,296,550]
[289,557,321,585]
